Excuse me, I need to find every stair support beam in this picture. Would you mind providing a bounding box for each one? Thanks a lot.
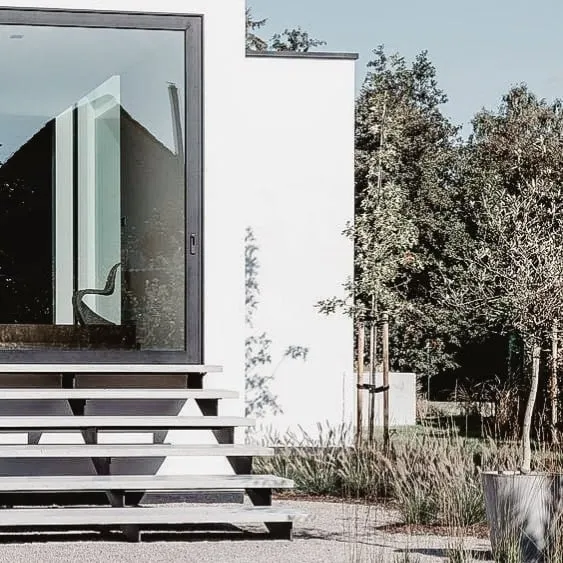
[248,488,291,540]
[227,455,252,476]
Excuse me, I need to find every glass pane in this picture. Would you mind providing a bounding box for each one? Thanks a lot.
[0,25,186,351]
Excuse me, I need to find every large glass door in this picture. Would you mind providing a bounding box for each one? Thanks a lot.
[0,12,202,362]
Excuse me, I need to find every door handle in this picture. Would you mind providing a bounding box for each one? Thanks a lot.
[189,234,197,255]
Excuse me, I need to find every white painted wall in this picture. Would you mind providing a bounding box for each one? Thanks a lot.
[359,373,417,427]
[243,56,356,437]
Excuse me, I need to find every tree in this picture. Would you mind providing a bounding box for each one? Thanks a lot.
[270,28,326,53]
[245,8,325,53]
[450,85,563,470]
[245,8,268,51]
[321,47,470,389]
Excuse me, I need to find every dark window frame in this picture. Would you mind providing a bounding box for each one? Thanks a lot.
[0,8,204,365]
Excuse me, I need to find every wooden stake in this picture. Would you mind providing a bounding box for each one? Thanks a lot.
[551,318,559,443]
[356,322,365,446]
[368,318,377,444]
[382,313,390,454]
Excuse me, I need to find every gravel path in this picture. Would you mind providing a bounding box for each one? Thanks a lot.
[0,501,493,563]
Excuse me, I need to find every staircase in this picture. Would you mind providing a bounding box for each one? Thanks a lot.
[0,364,304,541]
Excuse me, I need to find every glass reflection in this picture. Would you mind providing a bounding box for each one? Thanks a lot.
[0,25,186,351]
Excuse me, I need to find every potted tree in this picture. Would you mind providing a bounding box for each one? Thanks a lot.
[453,86,563,562]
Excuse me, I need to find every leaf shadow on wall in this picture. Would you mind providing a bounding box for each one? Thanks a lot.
[244,226,309,419]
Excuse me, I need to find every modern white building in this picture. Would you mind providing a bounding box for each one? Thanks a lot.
[0,0,356,437]
[0,0,356,538]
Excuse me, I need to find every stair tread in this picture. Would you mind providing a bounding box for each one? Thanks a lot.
[0,444,273,457]
[0,389,238,400]
[0,416,254,429]
[0,505,307,526]
[0,364,222,374]
[0,474,294,491]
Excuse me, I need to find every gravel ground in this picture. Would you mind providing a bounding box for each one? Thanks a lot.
[0,501,493,563]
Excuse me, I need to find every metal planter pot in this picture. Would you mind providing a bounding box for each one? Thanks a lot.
[482,471,563,562]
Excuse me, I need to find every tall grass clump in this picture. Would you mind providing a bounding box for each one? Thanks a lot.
[382,426,486,526]
[250,422,495,527]
[251,424,386,498]
[392,551,421,563]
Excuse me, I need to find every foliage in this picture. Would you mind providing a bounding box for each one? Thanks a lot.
[270,28,326,53]
[246,8,325,53]
[453,375,523,440]
[383,428,486,526]
[447,86,563,469]
[320,46,472,383]
[451,85,563,341]
[319,46,563,429]
[393,551,421,563]
[445,546,471,563]
[245,8,268,51]
[254,421,563,539]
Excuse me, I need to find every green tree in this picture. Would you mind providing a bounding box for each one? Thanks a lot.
[270,28,326,53]
[449,86,563,468]
[245,8,325,53]
[245,8,268,51]
[321,47,470,387]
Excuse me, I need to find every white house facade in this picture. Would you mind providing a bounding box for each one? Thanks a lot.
[0,0,356,475]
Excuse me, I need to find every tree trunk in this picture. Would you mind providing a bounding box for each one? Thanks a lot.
[551,318,559,444]
[521,340,541,474]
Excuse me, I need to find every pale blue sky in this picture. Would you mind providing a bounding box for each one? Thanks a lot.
[249,0,563,131]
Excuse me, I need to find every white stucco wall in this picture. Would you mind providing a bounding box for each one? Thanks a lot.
[243,55,356,437]
[359,373,417,427]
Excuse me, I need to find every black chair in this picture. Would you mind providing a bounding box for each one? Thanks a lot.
[72,263,121,326]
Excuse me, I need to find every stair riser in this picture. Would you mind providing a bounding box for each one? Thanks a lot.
[0,507,305,526]
[0,521,293,541]
[0,392,238,399]
[0,416,255,430]
[0,446,274,457]
[0,491,246,506]
[0,365,223,374]
[0,427,245,432]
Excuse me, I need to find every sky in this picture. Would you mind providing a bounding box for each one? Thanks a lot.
[249,0,563,132]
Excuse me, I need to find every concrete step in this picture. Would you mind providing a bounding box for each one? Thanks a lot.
[0,444,274,458]
[0,389,238,400]
[0,474,294,492]
[0,364,222,374]
[0,416,254,430]
[0,505,306,527]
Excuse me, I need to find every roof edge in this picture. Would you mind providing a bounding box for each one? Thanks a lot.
[246,50,359,61]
